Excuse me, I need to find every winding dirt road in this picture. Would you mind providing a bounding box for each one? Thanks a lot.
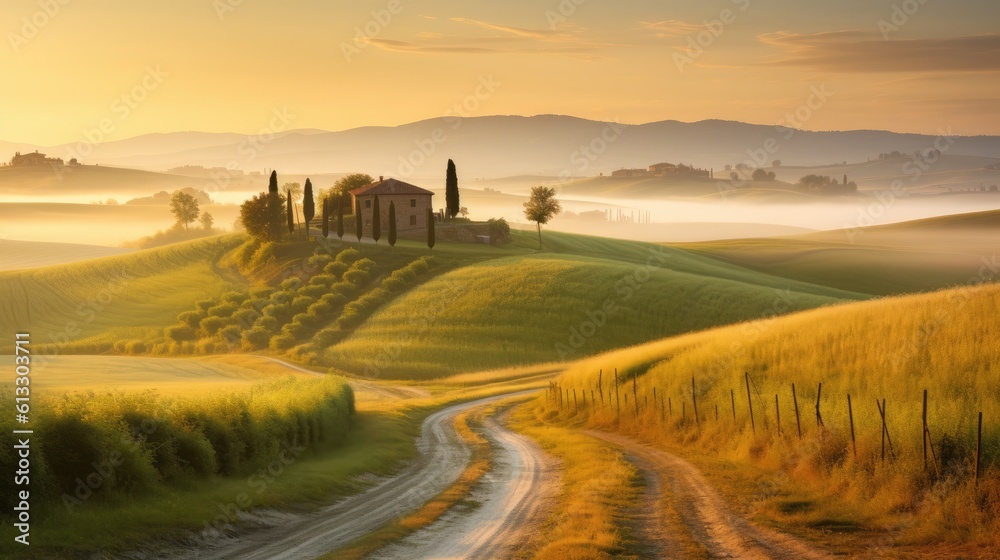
[586,430,832,560]
[368,409,556,559]
[148,391,542,560]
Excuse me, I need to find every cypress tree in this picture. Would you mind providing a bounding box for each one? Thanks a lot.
[337,197,344,241]
[321,197,329,238]
[372,195,381,244]
[427,208,436,250]
[286,191,294,236]
[445,159,459,220]
[268,170,278,195]
[355,199,363,241]
[303,178,315,238]
[388,201,397,248]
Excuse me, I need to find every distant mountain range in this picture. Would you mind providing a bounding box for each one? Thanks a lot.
[4,115,999,179]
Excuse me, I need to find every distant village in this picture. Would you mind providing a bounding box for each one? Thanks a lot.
[608,161,712,179]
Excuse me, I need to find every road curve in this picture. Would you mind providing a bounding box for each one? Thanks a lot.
[368,408,555,560]
[586,430,832,560]
[153,391,537,560]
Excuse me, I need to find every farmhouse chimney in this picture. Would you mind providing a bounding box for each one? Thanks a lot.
[379,176,384,182]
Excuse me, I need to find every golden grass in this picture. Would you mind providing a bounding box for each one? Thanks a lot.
[551,281,1000,550]
[509,401,638,560]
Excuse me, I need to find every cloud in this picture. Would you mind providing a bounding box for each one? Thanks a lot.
[449,17,561,40]
[361,17,609,60]
[759,31,1000,72]
[362,37,604,59]
[640,20,705,38]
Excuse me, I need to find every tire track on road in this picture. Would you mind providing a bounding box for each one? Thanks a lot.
[586,430,832,560]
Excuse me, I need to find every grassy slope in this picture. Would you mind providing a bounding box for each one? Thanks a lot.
[682,209,1000,295]
[553,281,1000,549]
[559,280,1000,435]
[0,234,244,352]
[0,240,132,270]
[327,231,863,378]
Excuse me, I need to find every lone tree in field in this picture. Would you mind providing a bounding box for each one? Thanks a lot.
[388,201,397,248]
[286,191,294,236]
[523,185,561,249]
[268,170,278,195]
[355,199,363,241]
[445,159,459,220]
[170,191,200,231]
[337,198,344,241]
[427,208,435,250]
[321,197,329,238]
[371,195,381,244]
[303,178,315,238]
[240,191,285,241]
[199,212,214,231]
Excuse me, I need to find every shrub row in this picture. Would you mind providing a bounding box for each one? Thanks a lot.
[0,376,354,520]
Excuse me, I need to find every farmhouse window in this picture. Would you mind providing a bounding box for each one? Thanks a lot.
[410,199,416,207]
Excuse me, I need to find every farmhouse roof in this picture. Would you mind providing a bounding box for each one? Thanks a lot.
[350,177,434,197]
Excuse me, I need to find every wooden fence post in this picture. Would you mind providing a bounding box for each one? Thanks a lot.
[614,368,621,419]
[847,394,856,456]
[745,372,756,435]
[815,382,824,427]
[692,376,700,428]
[731,388,737,421]
[573,389,578,412]
[632,374,639,417]
[598,369,604,404]
[668,397,673,417]
[976,411,983,486]
[792,383,802,439]
[876,398,895,462]
[923,389,928,471]
[775,394,782,436]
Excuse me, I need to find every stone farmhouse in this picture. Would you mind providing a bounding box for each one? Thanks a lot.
[350,177,434,238]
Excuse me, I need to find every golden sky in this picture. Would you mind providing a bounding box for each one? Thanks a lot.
[2,0,999,145]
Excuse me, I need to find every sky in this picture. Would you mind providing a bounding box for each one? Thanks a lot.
[2,0,999,146]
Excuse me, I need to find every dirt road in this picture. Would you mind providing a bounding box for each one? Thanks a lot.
[586,430,831,560]
[150,391,536,560]
[368,409,556,559]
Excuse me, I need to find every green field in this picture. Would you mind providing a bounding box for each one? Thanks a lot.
[0,235,245,353]
[326,250,857,378]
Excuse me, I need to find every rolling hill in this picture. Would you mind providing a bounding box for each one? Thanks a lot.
[324,231,865,378]
[0,235,245,353]
[4,210,993,379]
[0,239,132,270]
[683,209,1000,295]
